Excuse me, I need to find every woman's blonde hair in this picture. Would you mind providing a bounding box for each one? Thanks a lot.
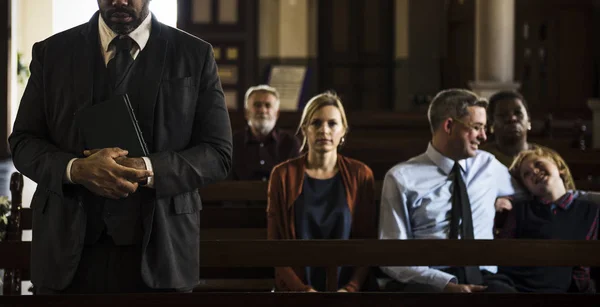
[296,91,348,152]
[509,146,576,191]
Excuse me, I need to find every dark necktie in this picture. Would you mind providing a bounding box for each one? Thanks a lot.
[449,162,483,285]
[107,36,134,90]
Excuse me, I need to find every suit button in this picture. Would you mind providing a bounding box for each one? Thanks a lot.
[260,160,265,165]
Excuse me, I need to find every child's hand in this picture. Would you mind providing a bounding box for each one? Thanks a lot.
[495,197,513,212]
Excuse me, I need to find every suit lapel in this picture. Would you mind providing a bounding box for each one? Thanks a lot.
[128,16,167,153]
[74,13,100,108]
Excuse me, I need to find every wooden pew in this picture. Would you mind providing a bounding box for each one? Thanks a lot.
[229,111,592,140]
[1,239,600,306]
[230,110,600,181]
[0,292,598,307]
[338,136,600,180]
[228,110,600,180]
[11,176,600,292]
[2,173,24,295]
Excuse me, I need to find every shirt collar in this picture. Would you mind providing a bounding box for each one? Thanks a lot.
[98,12,153,53]
[425,142,467,175]
[538,192,574,210]
[244,126,280,144]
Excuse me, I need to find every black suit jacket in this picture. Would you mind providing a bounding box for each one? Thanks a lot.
[8,13,232,290]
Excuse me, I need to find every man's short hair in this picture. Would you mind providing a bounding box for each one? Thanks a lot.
[487,90,529,125]
[427,89,489,133]
[244,85,280,109]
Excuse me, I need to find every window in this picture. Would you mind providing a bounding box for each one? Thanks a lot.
[52,0,178,34]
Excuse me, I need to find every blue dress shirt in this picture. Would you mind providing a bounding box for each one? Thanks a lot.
[379,143,523,290]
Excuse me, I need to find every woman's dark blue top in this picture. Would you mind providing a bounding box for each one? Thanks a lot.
[294,172,352,291]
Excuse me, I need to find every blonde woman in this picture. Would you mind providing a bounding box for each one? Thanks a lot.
[267,92,376,292]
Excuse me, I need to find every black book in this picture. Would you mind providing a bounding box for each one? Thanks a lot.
[77,94,149,157]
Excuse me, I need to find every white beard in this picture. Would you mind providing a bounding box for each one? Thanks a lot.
[249,118,276,136]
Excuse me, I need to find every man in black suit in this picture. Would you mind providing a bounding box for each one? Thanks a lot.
[9,0,232,294]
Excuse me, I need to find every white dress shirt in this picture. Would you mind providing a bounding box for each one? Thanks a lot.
[65,12,155,187]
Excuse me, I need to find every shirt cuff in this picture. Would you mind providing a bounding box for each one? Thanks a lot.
[142,156,154,188]
[432,272,458,291]
[65,158,78,184]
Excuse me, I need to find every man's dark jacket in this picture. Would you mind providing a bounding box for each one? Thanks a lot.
[8,12,232,290]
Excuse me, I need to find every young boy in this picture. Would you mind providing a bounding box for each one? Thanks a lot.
[496,147,599,293]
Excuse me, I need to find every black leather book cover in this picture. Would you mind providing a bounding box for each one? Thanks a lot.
[77,94,149,157]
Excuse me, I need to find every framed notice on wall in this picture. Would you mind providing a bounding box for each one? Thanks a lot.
[268,65,308,111]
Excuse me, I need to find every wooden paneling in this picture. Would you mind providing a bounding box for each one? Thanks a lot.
[442,0,596,118]
[318,0,394,111]
[177,0,257,110]
[516,0,595,118]
[442,0,475,89]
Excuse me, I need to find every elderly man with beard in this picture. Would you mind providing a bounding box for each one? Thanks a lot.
[9,0,232,294]
[230,85,301,181]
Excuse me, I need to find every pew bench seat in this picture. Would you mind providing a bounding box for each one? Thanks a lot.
[4,172,600,294]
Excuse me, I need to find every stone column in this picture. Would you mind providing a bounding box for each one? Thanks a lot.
[259,0,311,59]
[278,0,309,58]
[588,99,600,149]
[468,0,519,98]
[258,0,281,61]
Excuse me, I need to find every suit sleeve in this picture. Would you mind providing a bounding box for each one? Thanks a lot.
[267,165,313,292]
[149,45,233,198]
[343,165,376,292]
[8,42,77,197]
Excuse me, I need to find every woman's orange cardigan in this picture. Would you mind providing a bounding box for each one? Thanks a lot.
[267,154,377,292]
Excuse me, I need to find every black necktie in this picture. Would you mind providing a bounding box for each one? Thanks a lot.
[107,36,134,90]
[450,162,483,285]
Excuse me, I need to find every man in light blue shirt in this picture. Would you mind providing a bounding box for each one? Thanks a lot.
[379,89,520,293]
